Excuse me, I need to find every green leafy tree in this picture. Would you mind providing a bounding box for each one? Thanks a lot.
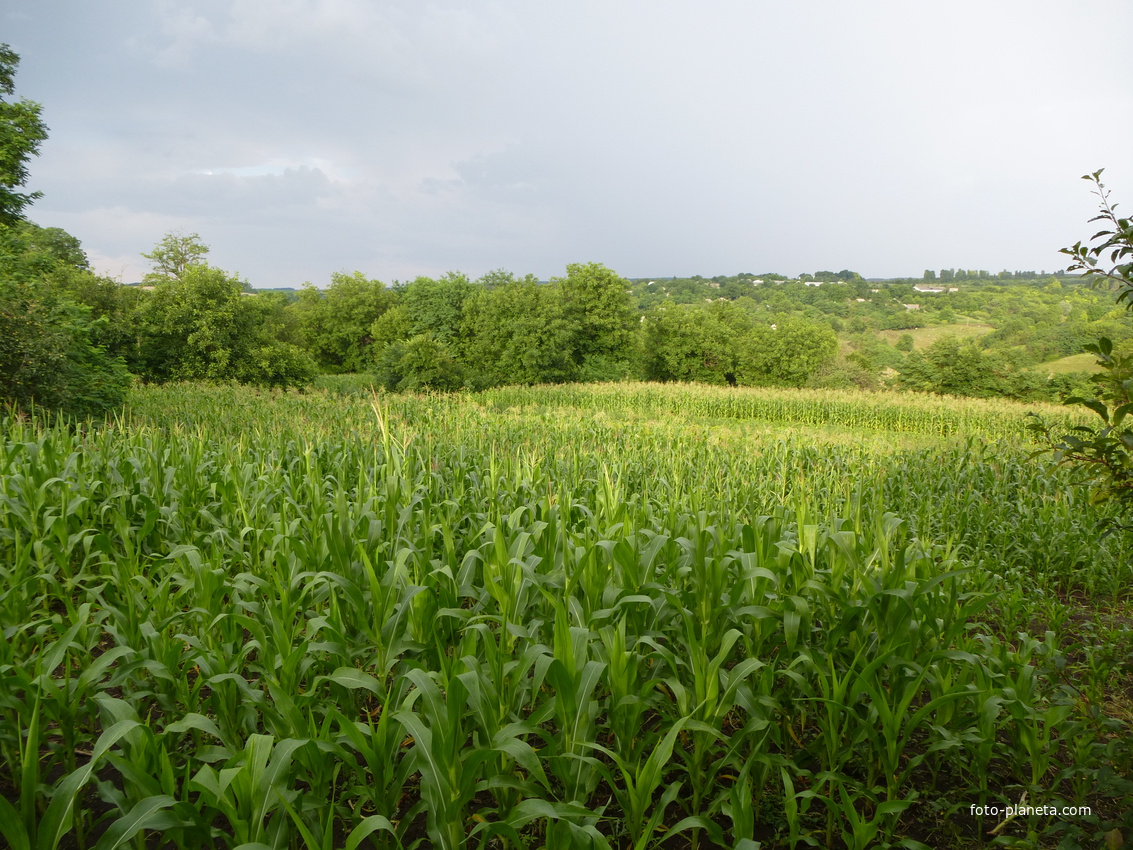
[897,336,999,397]
[642,304,741,385]
[460,276,575,387]
[370,303,412,352]
[141,231,210,283]
[239,292,318,387]
[291,271,395,372]
[400,272,474,345]
[377,334,465,392]
[135,239,315,387]
[0,45,48,225]
[372,273,475,388]
[0,226,130,416]
[555,262,641,380]
[0,50,128,416]
[136,263,253,381]
[736,317,838,387]
[14,221,88,268]
[21,221,145,367]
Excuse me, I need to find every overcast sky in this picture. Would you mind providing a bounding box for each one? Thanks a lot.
[5,1,1132,287]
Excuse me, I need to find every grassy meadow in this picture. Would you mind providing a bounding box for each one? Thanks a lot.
[877,323,995,350]
[1,381,1131,849]
[1038,353,1104,376]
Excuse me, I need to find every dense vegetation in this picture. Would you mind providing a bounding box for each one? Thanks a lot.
[1,382,1130,849]
[8,221,1125,418]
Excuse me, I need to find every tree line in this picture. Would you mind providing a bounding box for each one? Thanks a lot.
[4,225,852,417]
[4,203,1123,418]
[4,218,1121,419]
[11,217,1117,420]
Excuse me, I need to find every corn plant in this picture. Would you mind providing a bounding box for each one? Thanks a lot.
[1,381,1129,848]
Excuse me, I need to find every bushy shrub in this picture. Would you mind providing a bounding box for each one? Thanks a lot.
[377,334,466,392]
[0,274,130,417]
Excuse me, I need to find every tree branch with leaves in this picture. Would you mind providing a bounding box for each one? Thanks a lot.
[0,44,47,225]
[1030,170,1133,516]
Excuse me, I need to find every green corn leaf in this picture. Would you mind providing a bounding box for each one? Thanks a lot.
[93,796,178,850]
[345,816,400,850]
[0,795,31,850]
[319,667,384,695]
[38,719,142,850]
[166,712,226,742]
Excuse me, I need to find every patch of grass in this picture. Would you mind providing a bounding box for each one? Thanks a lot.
[1039,352,1102,374]
[878,322,995,349]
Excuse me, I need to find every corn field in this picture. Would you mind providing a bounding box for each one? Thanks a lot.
[1,382,1130,849]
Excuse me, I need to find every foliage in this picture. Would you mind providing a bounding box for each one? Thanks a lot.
[0,273,130,417]
[642,303,740,385]
[0,45,48,225]
[236,339,319,388]
[0,224,130,417]
[642,303,838,389]
[12,221,88,269]
[556,262,641,380]
[135,251,316,388]
[135,262,254,381]
[140,231,209,283]
[376,333,466,391]
[291,271,394,372]
[260,261,1123,398]
[737,317,838,387]
[0,50,129,418]
[400,271,475,345]
[1032,171,1133,514]
[806,357,880,391]
[1061,171,1133,303]
[897,336,1003,397]
[48,263,144,368]
[897,335,1078,402]
[460,275,576,386]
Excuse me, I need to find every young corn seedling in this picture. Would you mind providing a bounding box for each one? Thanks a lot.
[585,715,726,850]
[189,733,308,848]
[0,715,144,850]
[395,666,495,850]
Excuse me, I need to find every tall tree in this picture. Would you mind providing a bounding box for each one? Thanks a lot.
[0,44,47,225]
[291,271,395,372]
[401,272,474,344]
[0,47,130,416]
[142,231,210,282]
[461,276,575,386]
[0,225,130,416]
[555,262,640,380]
[134,234,315,387]
[736,318,838,387]
[643,303,743,385]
